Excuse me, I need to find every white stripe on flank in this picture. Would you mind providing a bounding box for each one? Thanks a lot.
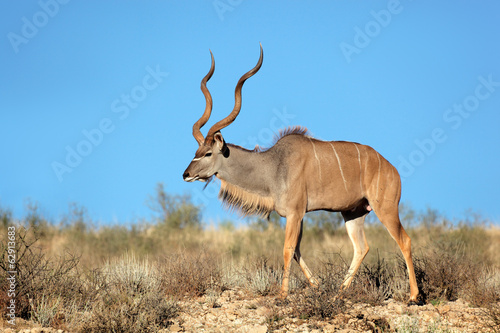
[330,143,348,192]
[364,148,369,178]
[384,165,393,202]
[353,144,362,192]
[309,138,322,180]
[390,167,397,203]
[376,152,381,200]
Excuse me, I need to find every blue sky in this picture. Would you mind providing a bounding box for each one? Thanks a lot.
[2,1,499,225]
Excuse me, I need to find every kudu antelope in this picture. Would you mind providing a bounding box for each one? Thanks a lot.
[183,45,420,304]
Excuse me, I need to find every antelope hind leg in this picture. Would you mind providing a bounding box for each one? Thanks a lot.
[372,204,420,304]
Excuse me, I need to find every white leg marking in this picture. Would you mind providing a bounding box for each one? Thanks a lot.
[309,138,322,180]
[330,143,348,192]
[342,217,368,288]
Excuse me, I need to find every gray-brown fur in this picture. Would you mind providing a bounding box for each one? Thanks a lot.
[218,126,308,218]
[210,128,394,213]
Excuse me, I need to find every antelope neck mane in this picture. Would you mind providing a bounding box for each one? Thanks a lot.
[219,180,274,219]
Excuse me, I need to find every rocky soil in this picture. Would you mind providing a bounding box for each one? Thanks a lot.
[167,288,497,333]
[1,287,498,332]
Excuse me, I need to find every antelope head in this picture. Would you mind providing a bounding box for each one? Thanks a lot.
[183,45,263,183]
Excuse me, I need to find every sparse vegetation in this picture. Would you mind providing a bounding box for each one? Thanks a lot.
[159,249,225,297]
[0,186,499,331]
[77,254,179,333]
[244,256,283,296]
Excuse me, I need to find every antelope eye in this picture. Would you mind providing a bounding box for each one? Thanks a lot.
[205,152,212,157]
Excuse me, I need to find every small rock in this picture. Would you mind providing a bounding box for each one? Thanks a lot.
[323,324,339,332]
[439,304,451,314]
[408,304,420,312]
[298,323,309,329]
[421,303,435,311]
[367,314,382,322]
[29,328,44,333]
[254,324,268,333]
[387,301,405,314]
[226,313,237,321]
[169,324,183,332]
[421,310,440,321]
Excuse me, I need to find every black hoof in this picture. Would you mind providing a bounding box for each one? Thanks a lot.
[407,299,424,306]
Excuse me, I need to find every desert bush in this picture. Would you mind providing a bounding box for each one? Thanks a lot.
[103,253,159,294]
[60,202,90,233]
[29,294,61,327]
[464,268,499,306]
[446,224,493,264]
[159,249,225,297]
[244,256,283,296]
[0,206,13,229]
[24,201,51,239]
[483,302,500,333]
[288,255,347,319]
[148,183,202,230]
[353,252,395,305]
[288,286,347,321]
[0,227,80,320]
[76,254,178,333]
[409,240,482,303]
[461,268,500,332]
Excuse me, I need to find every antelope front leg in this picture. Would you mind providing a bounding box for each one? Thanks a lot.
[281,214,304,298]
[293,221,319,288]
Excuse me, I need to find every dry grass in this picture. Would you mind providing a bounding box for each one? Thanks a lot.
[287,256,347,320]
[0,228,80,321]
[75,254,179,333]
[410,240,482,303]
[159,249,226,297]
[1,199,499,331]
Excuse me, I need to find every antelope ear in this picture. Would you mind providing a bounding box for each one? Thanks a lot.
[214,132,225,151]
